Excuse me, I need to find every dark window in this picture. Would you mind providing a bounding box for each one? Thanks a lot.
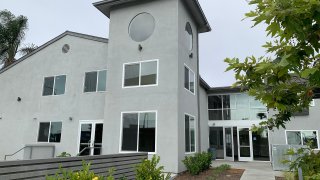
[185,114,196,153]
[38,122,62,143]
[208,95,231,120]
[42,77,54,96]
[124,64,140,87]
[122,113,138,151]
[184,66,195,94]
[84,72,98,92]
[184,67,189,90]
[43,75,66,96]
[121,112,156,152]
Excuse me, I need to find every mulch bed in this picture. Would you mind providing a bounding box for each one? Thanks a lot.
[175,168,245,180]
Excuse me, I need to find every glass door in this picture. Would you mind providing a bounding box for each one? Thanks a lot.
[224,127,234,161]
[78,121,103,156]
[237,127,253,161]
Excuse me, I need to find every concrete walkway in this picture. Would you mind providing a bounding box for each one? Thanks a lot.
[212,160,283,180]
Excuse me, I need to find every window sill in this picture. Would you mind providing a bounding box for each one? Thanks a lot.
[123,84,158,89]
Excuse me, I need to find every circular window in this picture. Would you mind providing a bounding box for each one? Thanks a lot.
[129,13,155,42]
[62,44,70,53]
[185,22,193,51]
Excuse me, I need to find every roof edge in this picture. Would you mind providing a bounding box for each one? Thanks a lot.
[0,31,108,75]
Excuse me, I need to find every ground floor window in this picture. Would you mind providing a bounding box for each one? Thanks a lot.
[286,130,319,149]
[38,122,62,143]
[185,114,196,153]
[121,111,156,153]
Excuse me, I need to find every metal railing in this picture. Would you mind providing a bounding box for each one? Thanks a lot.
[4,146,27,160]
[77,147,102,156]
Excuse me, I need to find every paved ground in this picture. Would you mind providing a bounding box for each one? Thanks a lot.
[212,160,283,180]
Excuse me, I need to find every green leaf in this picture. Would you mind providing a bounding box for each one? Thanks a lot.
[301,68,317,78]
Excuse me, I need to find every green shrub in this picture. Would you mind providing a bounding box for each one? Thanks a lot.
[182,152,213,175]
[283,145,320,180]
[136,155,171,180]
[46,161,119,180]
[57,152,71,158]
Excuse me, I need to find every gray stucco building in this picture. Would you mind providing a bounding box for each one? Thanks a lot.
[0,0,319,174]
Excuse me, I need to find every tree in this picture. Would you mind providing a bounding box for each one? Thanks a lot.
[225,0,320,130]
[0,9,36,69]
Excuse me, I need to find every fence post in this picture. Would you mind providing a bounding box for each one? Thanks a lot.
[298,167,303,180]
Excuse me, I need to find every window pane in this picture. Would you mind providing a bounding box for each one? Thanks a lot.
[54,75,66,95]
[122,113,138,151]
[38,122,50,142]
[208,96,222,109]
[223,95,230,109]
[185,115,190,152]
[97,70,107,91]
[287,131,302,145]
[141,61,157,85]
[190,116,195,152]
[49,122,62,143]
[139,112,156,152]
[302,131,318,149]
[185,23,193,51]
[43,77,54,96]
[189,70,195,93]
[124,64,139,87]
[209,110,222,120]
[84,72,97,92]
[223,109,231,120]
[184,67,189,90]
[129,13,155,42]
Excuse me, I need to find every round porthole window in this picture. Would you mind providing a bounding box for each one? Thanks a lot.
[129,13,155,42]
[62,44,70,53]
[185,22,193,51]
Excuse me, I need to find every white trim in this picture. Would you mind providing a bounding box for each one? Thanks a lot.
[122,59,159,89]
[83,69,107,93]
[237,126,253,161]
[285,130,320,149]
[42,74,67,97]
[119,110,157,154]
[184,113,197,154]
[37,121,63,143]
[310,99,315,107]
[184,64,196,95]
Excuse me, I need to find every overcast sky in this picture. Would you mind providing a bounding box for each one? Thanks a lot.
[2,0,269,87]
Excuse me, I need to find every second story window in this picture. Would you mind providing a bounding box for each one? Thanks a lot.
[84,70,107,92]
[42,75,66,96]
[123,60,158,88]
[184,66,195,94]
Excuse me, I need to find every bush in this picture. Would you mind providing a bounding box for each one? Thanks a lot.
[283,145,320,180]
[182,152,213,175]
[46,161,120,180]
[57,152,71,158]
[136,155,171,180]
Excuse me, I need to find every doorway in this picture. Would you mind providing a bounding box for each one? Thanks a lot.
[78,121,104,156]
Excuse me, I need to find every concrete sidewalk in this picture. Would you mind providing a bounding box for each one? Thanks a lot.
[212,160,283,180]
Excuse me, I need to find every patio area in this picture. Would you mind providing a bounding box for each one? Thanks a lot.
[212,160,284,180]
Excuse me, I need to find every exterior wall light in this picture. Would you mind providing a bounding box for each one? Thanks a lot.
[17,97,22,102]
[69,117,73,121]
[138,44,143,51]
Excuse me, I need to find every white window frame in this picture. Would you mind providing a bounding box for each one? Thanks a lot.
[83,69,107,93]
[285,130,320,149]
[185,113,196,154]
[37,121,62,143]
[184,64,196,95]
[122,59,159,88]
[42,74,67,96]
[119,110,157,154]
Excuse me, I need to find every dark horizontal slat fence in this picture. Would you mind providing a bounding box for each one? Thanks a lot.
[0,153,147,180]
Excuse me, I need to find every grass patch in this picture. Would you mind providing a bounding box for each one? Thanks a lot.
[206,164,231,180]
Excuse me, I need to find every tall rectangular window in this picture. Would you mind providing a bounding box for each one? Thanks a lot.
[42,75,66,96]
[184,65,195,94]
[286,130,319,149]
[124,60,158,87]
[185,114,196,153]
[84,70,107,92]
[38,122,62,143]
[121,111,156,153]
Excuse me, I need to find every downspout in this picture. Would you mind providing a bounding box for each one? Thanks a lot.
[197,32,201,153]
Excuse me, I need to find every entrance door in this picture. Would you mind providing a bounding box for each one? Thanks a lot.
[224,127,234,161]
[237,127,253,161]
[78,121,103,156]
